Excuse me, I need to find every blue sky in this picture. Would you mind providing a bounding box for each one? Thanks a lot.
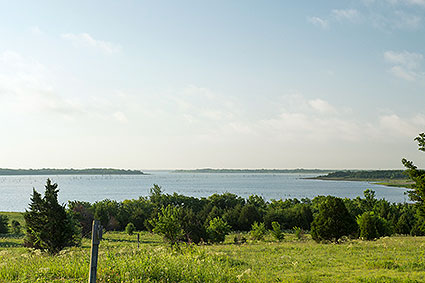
[0,0,424,169]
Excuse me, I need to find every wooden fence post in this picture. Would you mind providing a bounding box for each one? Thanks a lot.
[89,220,102,283]
[137,233,140,250]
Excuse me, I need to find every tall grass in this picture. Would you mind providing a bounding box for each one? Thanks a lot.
[1,232,425,282]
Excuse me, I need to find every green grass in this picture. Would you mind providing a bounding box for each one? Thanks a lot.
[0,232,424,282]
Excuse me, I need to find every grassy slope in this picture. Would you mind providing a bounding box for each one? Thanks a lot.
[1,231,424,282]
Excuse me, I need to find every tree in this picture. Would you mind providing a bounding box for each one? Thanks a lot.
[24,179,81,254]
[270,221,284,241]
[0,215,9,234]
[310,196,358,243]
[150,205,184,245]
[403,132,425,218]
[207,217,230,243]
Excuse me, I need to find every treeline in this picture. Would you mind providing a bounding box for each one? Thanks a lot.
[315,170,407,180]
[67,185,424,243]
[174,168,334,174]
[0,168,144,175]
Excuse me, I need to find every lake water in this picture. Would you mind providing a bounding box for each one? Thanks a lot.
[0,171,410,212]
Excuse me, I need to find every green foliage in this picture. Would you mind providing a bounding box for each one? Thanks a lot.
[270,221,284,241]
[0,215,9,234]
[68,200,94,238]
[293,226,304,240]
[125,222,136,235]
[310,196,358,242]
[92,199,122,231]
[250,222,266,241]
[403,132,425,218]
[23,179,81,254]
[238,204,261,231]
[207,217,230,243]
[357,212,378,240]
[11,220,21,234]
[179,208,206,244]
[410,219,425,236]
[150,205,184,245]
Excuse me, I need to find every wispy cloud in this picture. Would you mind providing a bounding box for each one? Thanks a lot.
[0,51,129,122]
[332,9,361,22]
[308,17,329,29]
[61,33,121,54]
[384,50,424,81]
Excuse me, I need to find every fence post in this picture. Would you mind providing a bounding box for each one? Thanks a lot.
[137,233,140,250]
[89,220,102,283]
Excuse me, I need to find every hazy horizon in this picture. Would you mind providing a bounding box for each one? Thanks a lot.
[1,1,424,169]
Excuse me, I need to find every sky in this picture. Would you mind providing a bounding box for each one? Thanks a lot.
[0,0,425,170]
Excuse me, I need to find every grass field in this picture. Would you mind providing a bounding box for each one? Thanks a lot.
[1,230,425,282]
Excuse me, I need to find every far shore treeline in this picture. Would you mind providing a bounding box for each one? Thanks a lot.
[0,168,144,175]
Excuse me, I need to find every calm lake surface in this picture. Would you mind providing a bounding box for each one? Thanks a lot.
[0,171,409,212]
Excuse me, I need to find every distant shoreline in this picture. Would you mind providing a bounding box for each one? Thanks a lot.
[306,170,412,188]
[0,168,145,176]
[173,168,335,174]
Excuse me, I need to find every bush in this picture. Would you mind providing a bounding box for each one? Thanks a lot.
[125,222,136,235]
[207,217,230,243]
[310,196,358,243]
[0,215,9,234]
[293,226,304,240]
[270,221,284,241]
[23,179,81,254]
[150,205,184,245]
[250,222,266,241]
[357,212,378,240]
[11,220,21,234]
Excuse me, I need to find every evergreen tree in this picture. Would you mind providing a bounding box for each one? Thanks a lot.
[24,179,81,254]
[402,132,425,217]
[0,215,9,234]
[311,196,358,242]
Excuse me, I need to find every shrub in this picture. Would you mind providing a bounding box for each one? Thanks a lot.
[250,222,266,241]
[125,222,136,235]
[179,208,206,244]
[150,205,184,245]
[0,215,9,234]
[310,196,358,243]
[238,204,261,231]
[207,217,230,243]
[270,221,284,241]
[293,226,304,240]
[68,201,94,238]
[357,212,378,240]
[23,179,81,254]
[11,220,21,234]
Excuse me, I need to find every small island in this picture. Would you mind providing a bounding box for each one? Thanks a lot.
[0,168,145,176]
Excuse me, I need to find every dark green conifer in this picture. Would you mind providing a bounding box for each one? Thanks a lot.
[24,179,80,254]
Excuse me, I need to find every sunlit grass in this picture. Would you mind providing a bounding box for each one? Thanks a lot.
[0,231,424,282]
